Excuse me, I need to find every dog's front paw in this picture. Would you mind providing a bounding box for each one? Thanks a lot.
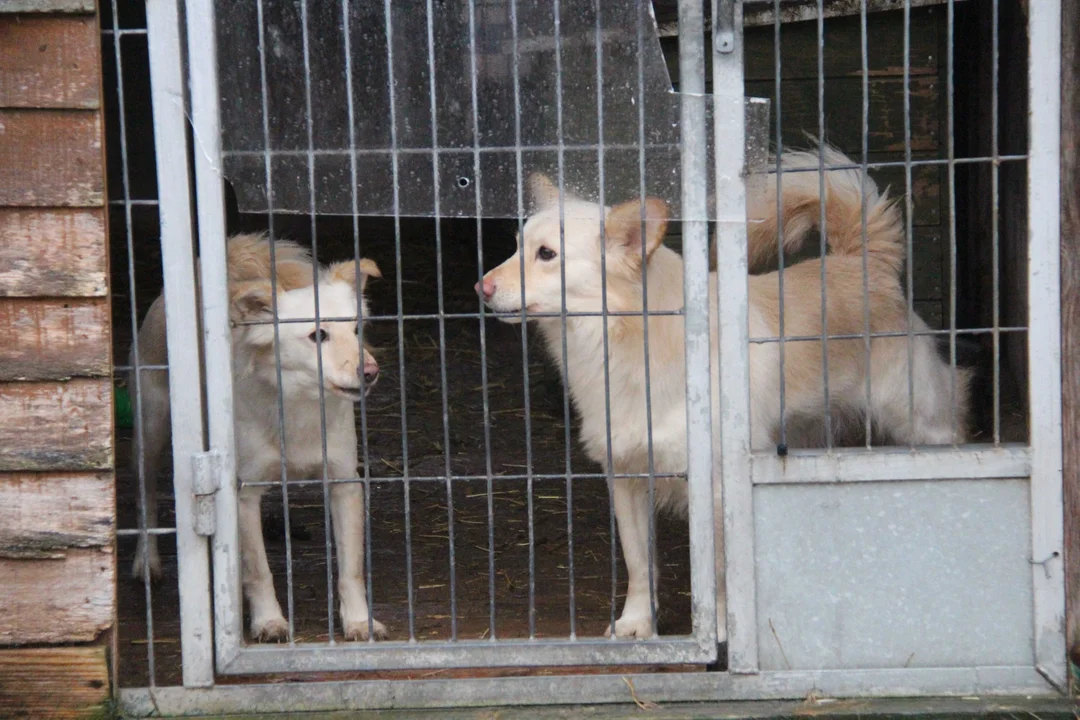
[250,615,290,642]
[344,617,388,641]
[131,540,162,582]
[613,613,656,639]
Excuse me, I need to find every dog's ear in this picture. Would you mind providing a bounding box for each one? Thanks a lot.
[327,258,382,293]
[605,197,670,262]
[230,280,275,323]
[528,172,560,210]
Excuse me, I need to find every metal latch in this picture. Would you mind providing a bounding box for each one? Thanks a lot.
[714,0,736,54]
[191,450,221,537]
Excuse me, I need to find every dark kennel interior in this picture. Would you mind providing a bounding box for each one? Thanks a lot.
[104,0,1030,687]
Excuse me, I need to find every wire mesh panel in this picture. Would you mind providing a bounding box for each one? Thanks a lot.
[180,0,770,674]
[114,0,1065,708]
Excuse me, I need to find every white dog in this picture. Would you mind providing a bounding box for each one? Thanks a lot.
[478,147,969,640]
[131,233,387,641]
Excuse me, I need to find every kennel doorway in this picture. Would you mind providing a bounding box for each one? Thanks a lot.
[115,0,1065,713]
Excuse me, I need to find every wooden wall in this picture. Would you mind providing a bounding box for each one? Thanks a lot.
[0,2,114,718]
[1062,0,1080,688]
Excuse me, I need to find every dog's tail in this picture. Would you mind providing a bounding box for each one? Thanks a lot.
[746,145,905,275]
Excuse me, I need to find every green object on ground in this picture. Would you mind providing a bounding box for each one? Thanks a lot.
[115,385,133,429]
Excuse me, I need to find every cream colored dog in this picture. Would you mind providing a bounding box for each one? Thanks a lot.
[130,233,387,641]
[478,147,969,640]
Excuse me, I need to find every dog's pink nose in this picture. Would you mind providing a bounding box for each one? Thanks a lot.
[475,277,495,300]
[361,359,379,385]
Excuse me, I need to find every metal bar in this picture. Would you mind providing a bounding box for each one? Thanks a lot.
[144,0,212,687]
[712,0,758,673]
[233,445,1031,488]
[506,0,536,640]
[297,0,338,645]
[551,0,578,639]
[945,0,958,441]
[751,444,1031,484]
[184,0,244,668]
[636,0,658,637]
[219,635,716,674]
[120,666,1058,715]
[339,0,377,643]
[773,0,788,451]
[593,0,619,639]
[423,0,458,641]
[380,0,417,643]
[859,0,873,448]
[677,0,719,654]
[463,0,497,642]
[254,0,298,643]
[217,147,1031,167]
[109,0,155,685]
[117,528,178,537]
[816,0,833,448]
[1026,0,1067,690]
[990,0,1001,445]
[903,0,916,447]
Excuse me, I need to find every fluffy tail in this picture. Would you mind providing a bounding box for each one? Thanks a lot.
[745,145,905,275]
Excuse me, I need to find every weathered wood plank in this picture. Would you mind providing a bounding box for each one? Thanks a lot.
[0,547,114,645]
[0,379,112,471]
[0,647,109,719]
[0,15,100,109]
[1061,0,1080,675]
[744,76,940,154]
[0,208,107,297]
[0,298,110,381]
[0,0,95,12]
[0,472,113,560]
[0,110,103,207]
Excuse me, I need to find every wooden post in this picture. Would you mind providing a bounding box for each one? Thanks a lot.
[1062,0,1080,690]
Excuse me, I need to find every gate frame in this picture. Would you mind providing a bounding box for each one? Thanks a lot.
[125,0,1067,710]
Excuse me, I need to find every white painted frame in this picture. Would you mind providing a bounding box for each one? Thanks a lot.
[145,0,214,688]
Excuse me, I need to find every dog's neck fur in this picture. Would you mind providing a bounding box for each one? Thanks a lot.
[533,245,688,472]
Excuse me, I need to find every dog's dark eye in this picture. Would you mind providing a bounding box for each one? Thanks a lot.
[537,246,557,261]
[308,329,329,343]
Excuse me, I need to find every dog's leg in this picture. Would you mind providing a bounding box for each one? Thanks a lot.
[612,475,659,638]
[131,370,170,582]
[330,479,387,640]
[238,485,288,641]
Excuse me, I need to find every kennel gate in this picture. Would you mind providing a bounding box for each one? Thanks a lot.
[121,0,1065,712]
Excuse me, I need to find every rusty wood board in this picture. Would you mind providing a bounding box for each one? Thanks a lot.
[1062,0,1080,677]
[0,298,110,381]
[0,646,109,719]
[0,0,94,12]
[0,110,103,207]
[0,208,107,297]
[0,472,113,560]
[0,15,100,109]
[744,76,940,154]
[0,379,112,471]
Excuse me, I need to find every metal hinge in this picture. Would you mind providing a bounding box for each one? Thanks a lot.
[191,450,221,537]
[714,0,736,54]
